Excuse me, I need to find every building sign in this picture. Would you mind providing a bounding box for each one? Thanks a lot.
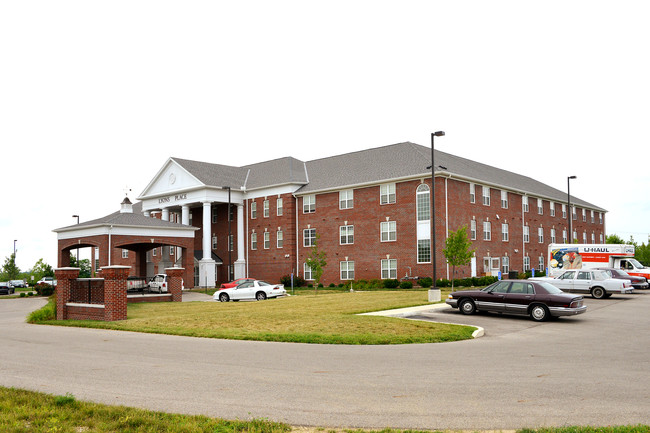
[158,193,188,204]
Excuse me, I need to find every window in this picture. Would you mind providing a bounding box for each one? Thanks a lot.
[380,183,396,205]
[537,198,543,215]
[212,207,217,224]
[551,228,556,243]
[304,263,313,280]
[501,223,509,242]
[523,226,530,243]
[572,206,577,220]
[277,230,283,248]
[600,233,604,243]
[562,204,567,219]
[303,195,315,213]
[251,232,257,250]
[340,261,355,280]
[591,232,595,243]
[582,209,586,222]
[573,229,578,241]
[501,190,508,209]
[538,227,544,243]
[381,221,397,242]
[522,196,529,212]
[469,183,475,203]
[502,256,509,274]
[339,190,353,209]
[212,236,217,249]
[122,249,129,259]
[277,198,283,216]
[583,231,587,243]
[599,212,603,224]
[482,186,490,206]
[263,232,270,249]
[303,228,316,247]
[263,200,270,218]
[470,220,477,240]
[538,255,545,271]
[563,229,567,243]
[523,256,530,272]
[483,221,491,241]
[152,247,157,257]
[381,259,397,279]
[228,235,234,251]
[416,184,430,221]
[251,202,257,219]
[550,201,555,217]
[417,239,431,263]
[340,225,354,245]
[170,246,174,256]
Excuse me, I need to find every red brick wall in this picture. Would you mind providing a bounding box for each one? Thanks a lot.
[66,305,105,320]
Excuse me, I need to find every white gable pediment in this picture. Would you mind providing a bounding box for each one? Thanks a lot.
[138,159,204,199]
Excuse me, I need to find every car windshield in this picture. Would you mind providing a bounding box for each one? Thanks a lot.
[628,259,644,269]
[538,281,564,294]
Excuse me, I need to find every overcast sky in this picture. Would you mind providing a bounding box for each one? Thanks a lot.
[2,1,649,272]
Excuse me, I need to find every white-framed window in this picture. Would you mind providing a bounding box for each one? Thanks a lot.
[340,261,355,280]
[212,236,217,249]
[170,246,174,256]
[537,198,543,215]
[122,249,129,259]
[583,231,587,243]
[304,263,313,280]
[550,201,555,217]
[381,259,397,279]
[591,232,595,243]
[551,228,556,243]
[380,221,397,242]
[263,232,270,249]
[501,190,508,209]
[303,228,316,247]
[228,235,234,251]
[483,221,491,241]
[523,226,530,243]
[538,255,545,271]
[469,183,475,203]
[212,207,217,224]
[482,186,490,206]
[277,198,283,216]
[303,195,315,213]
[470,220,477,240]
[563,229,567,243]
[590,210,594,223]
[562,203,567,219]
[599,212,603,224]
[416,184,430,221]
[152,247,157,257]
[340,225,354,245]
[501,223,509,242]
[277,230,283,248]
[417,239,431,263]
[522,196,529,213]
[251,232,257,250]
[538,227,544,243]
[523,256,531,272]
[502,256,510,274]
[582,208,586,222]
[572,206,577,220]
[600,233,604,243]
[339,190,354,209]
[251,202,257,219]
[380,183,396,205]
[263,200,270,218]
[573,229,578,241]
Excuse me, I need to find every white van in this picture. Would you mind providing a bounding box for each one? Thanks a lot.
[148,274,184,293]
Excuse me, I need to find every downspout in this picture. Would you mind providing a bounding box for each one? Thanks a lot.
[522,197,526,274]
[245,198,249,278]
[445,175,450,280]
[295,194,299,279]
[108,225,113,266]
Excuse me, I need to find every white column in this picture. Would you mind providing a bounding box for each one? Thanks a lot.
[181,205,190,225]
[234,203,246,279]
[162,208,170,221]
[199,201,216,287]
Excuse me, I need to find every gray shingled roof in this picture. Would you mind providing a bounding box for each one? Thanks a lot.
[171,158,249,189]
[243,157,308,190]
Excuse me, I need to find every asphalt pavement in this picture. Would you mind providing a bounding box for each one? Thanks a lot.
[0,292,648,430]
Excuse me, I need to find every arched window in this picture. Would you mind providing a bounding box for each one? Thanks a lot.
[416,184,430,222]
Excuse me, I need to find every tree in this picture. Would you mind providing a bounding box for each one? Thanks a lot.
[1,253,20,281]
[606,234,625,244]
[29,258,54,284]
[634,238,650,267]
[442,226,475,292]
[69,255,92,278]
[305,234,327,294]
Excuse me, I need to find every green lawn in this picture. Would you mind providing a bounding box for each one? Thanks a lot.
[35,291,476,344]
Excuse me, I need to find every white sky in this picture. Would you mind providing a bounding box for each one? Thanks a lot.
[2,1,649,272]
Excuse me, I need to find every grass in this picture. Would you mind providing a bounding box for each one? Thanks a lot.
[2,386,648,433]
[31,291,476,344]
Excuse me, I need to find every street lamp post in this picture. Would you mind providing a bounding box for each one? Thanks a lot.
[72,215,80,265]
[567,176,576,243]
[222,187,233,282]
[430,131,445,301]
[13,239,17,259]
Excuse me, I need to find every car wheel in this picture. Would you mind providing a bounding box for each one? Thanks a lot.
[255,291,267,301]
[530,304,549,322]
[219,292,229,302]
[591,287,606,299]
[459,298,476,315]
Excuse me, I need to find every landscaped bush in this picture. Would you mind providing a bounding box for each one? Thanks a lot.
[280,275,306,288]
[34,283,54,296]
[417,277,432,288]
[318,283,324,288]
[399,281,413,289]
[383,279,399,289]
[20,292,26,298]
[328,283,335,288]
[435,279,450,288]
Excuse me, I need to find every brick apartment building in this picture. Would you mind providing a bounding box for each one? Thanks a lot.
[54,142,606,288]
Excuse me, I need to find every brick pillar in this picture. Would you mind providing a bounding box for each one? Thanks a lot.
[55,268,80,320]
[101,266,130,321]
[165,267,185,302]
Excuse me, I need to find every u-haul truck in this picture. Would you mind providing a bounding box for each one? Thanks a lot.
[548,244,650,280]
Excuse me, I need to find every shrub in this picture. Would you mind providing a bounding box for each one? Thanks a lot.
[28,292,34,297]
[383,279,399,289]
[399,281,413,289]
[318,283,324,288]
[417,277,432,288]
[328,283,335,288]
[27,297,56,323]
[436,279,450,288]
[34,283,54,297]
[280,275,306,288]
[307,283,313,288]
[20,292,26,298]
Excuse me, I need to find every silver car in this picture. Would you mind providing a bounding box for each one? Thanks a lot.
[530,269,633,299]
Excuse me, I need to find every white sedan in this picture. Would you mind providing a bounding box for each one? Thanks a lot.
[530,269,633,299]
[214,280,286,302]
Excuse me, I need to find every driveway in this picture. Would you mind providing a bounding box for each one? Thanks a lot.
[0,293,648,430]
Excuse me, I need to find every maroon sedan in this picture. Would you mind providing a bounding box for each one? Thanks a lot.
[446,279,587,322]
[594,267,649,290]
